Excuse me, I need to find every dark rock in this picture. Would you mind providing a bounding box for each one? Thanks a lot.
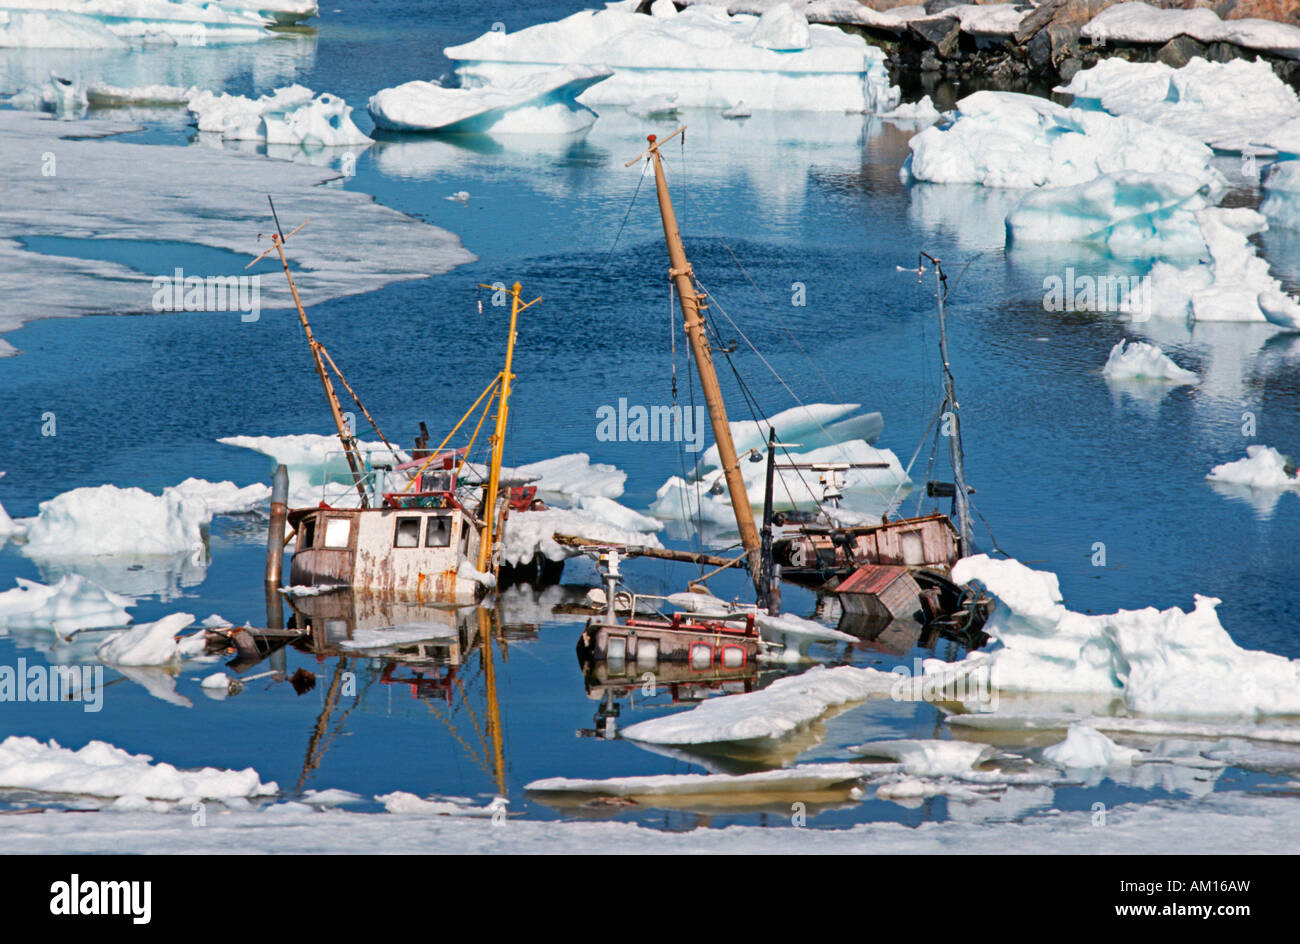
[924,0,964,13]
[921,49,943,72]
[1207,40,1248,62]
[1028,29,1053,69]
[1156,34,1208,67]
[911,15,962,58]
[1058,56,1083,82]
[1015,0,1066,44]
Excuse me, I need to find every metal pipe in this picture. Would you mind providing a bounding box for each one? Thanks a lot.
[265,463,289,588]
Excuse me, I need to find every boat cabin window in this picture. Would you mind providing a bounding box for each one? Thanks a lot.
[299,517,317,550]
[394,517,422,548]
[323,517,352,549]
[425,514,452,547]
[421,470,453,493]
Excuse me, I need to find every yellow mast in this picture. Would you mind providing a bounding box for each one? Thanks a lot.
[476,282,541,576]
[636,132,762,588]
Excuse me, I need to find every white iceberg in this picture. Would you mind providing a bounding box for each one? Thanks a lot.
[1142,208,1300,326]
[0,574,133,634]
[695,402,883,474]
[445,1,899,113]
[7,72,87,116]
[1102,339,1197,383]
[215,0,317,26]
[1006,172,1214,257]
[86,81,198,106]
[0,0,275,46]
[905,90,1223,191]
[1206,445,1299,492]
[377,792,507,817]
[950,554,1300,717]
[189,85,372,147]
[368,66,611,134]
[0,735,276,802]
[218,433,406,498]
[506,452,628,501]
[96,612,205,666]
[880,94,940,126]
[1057,54,1300,156]
[652,438,907,524]
[0,9,127,48]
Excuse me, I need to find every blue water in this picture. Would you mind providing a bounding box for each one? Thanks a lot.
[1,0,1298,830]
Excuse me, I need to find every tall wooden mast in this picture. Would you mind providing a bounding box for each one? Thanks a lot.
[637,132,761,589]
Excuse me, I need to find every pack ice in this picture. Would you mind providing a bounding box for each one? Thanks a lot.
[0,111,472,343]
[444,1,899,113]
[0,574,133,634]
[1057,55,1300,156]
[950,554,1300,717]
[368,66,612,135]
[1206,445,1299,492]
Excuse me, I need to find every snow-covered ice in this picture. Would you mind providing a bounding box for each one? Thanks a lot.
[0,735,276,802]
[880,95,940,126]
[0,0,278,47]
[1102,339,1197,384]
[445,1,899,113]
[694,402,882,474]
[86,81,197,105]
[0,574,133,634]
[905,91,1223,191]
[1058,55,1300,156]
[950,554,1300,717]
[500,507,662,566]
[189,85,371,147]
[1261,161,1300,232]
[378,792,507,817]
[1081,2,1300,59]
[368,66,611,135]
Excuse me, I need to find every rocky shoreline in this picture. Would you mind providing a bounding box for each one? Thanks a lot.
[675,0,1300,89]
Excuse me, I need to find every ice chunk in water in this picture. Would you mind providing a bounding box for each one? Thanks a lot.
[96,612,202,666]
[0,574,133,634]
[1043,724,1141,769]
[189,85,371,147]
[1102,339,1197,384]
[1207,445,1299,492]
[368,66,611,134]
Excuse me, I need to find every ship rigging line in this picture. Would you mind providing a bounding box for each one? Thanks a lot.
[599,156,650,272]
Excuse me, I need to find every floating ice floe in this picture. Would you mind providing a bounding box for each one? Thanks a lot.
[219,433,406,496]
[850,738,996,776]
[722,100,751,119]
[7,72,87,116]
[1206,445,1300,492]
[96,612,205,666]
[378,792,507,817]
[695,402,882,474]
[948,711,1300,746]
[0,0,276,47]
[626,91,679,119]
[621,664,901,745]
[1261,161,1300,232]
[506,452,627,501]
[189,85,372,147]
[1005,172,1215,257]
[0,111,472,338]
[1142,208,1300,327]
[1101,339,1197,384]
[1043,724,1141,770]
[1081,2,1300,60]
[949,554,1300,717]
[0,575,133,634]
[525,764,867,800]
[445,1,899,113]
[368,66,611,134]
[199,672,236,700]
[21,479,267,559]
[0,736,276,803]
[653,439,907,525]
[879,94,940,127]
[1057,55,1300,156]
[905,90,1223,191]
